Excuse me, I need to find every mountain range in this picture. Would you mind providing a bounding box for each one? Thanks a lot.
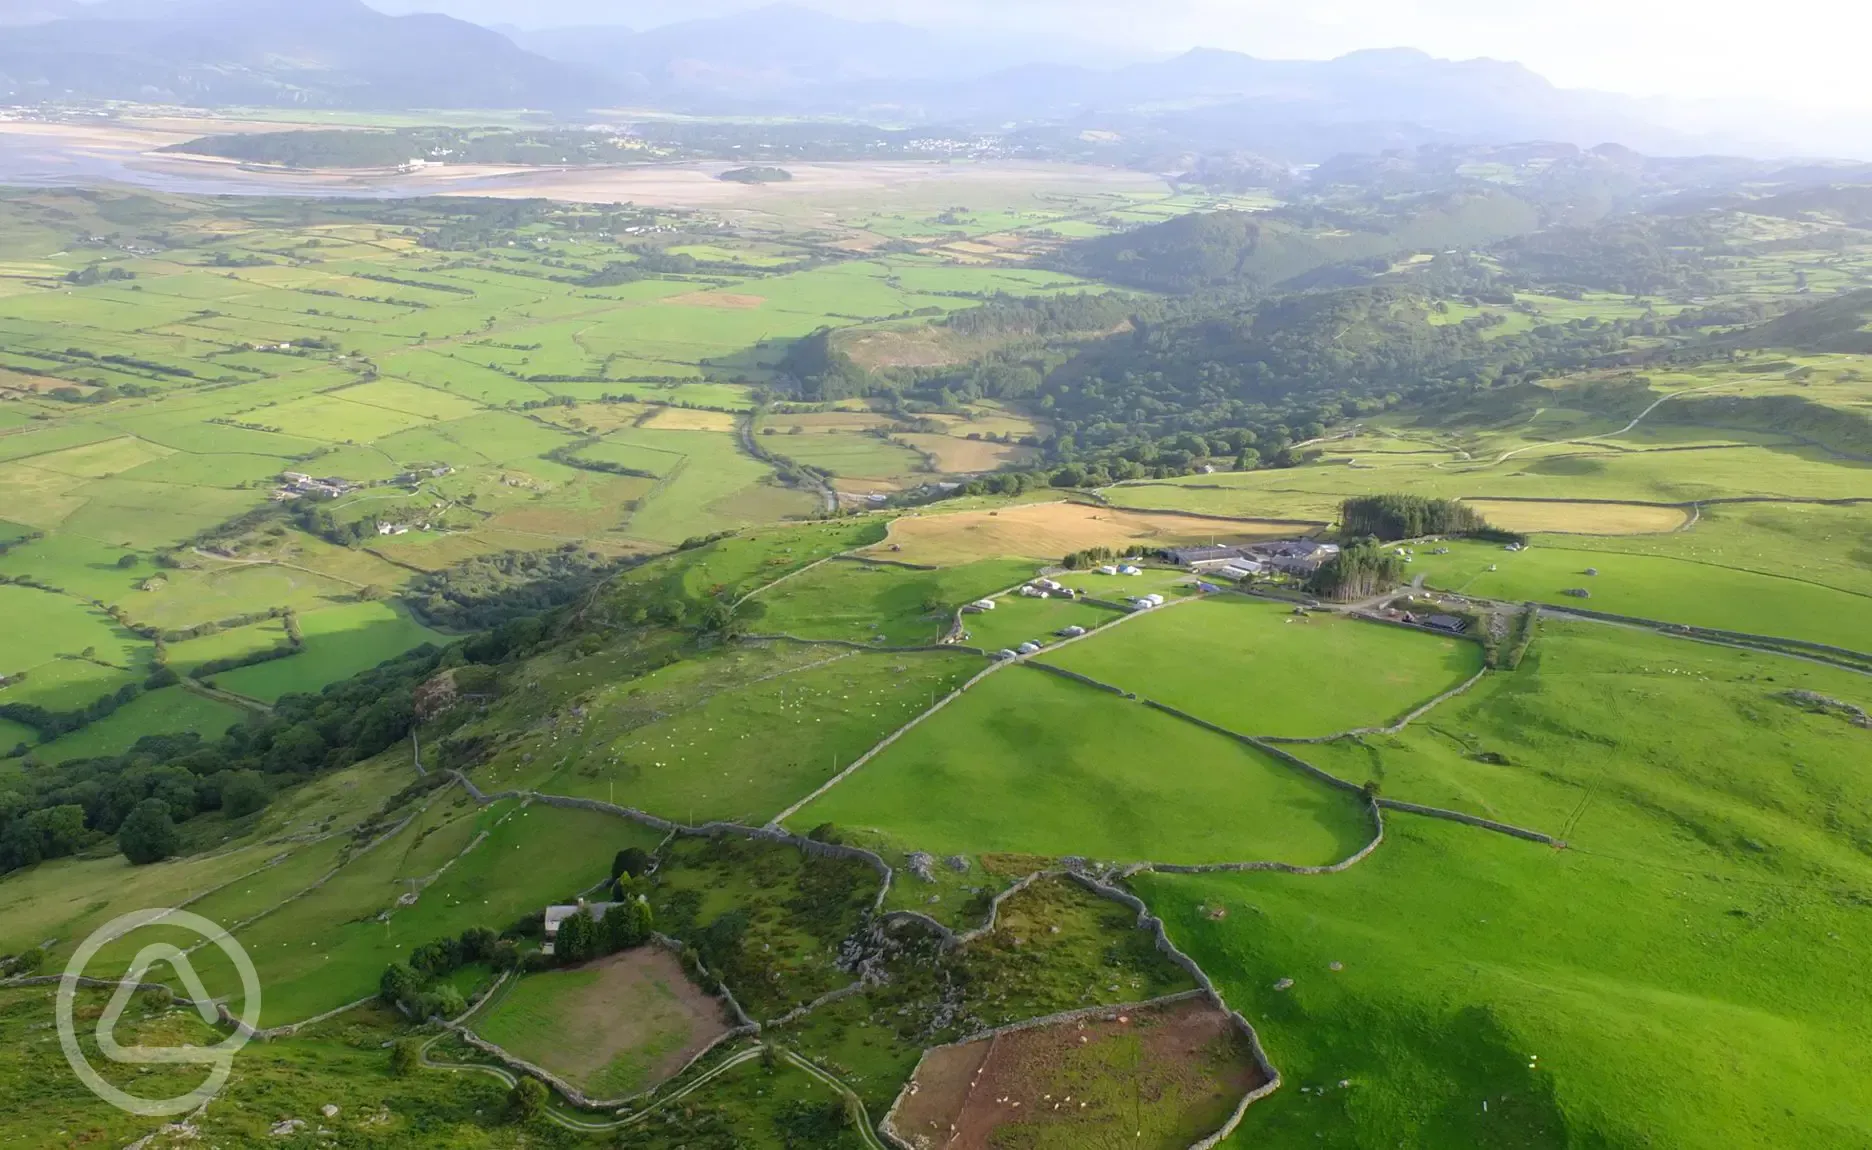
[0,0,1860,160]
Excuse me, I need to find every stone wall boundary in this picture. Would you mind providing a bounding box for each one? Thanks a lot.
[741,633,988,657]
[767,658,1010,827]
[1262,666,1491,745]
[238,994,377,1041]
[879,867,1056,950]
[445,937,762,1113]
[1374,799,1565,845]
[1061,870,1284,1148]
[1540,604,1872,667]
[763,977,870,1028]
[1022,661,1134,697]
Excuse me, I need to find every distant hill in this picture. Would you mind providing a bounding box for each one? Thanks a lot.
[0,0,610,108]
[507,4,1054,100]
[1727,288,1872,355]
[1052,191,1543,293]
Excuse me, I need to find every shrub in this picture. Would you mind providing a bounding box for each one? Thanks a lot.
[389,1038,420,1077]
[508,1076,548,1122]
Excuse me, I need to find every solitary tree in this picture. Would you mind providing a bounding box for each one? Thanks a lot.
[389,1038,420,1077]
[118,798,178,865]
[611,846,651,881]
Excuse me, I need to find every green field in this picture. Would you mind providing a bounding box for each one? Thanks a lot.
[791,665,1375,866]
[1294,618,1872,869]
[213,602,445,701]
[750,556,1038,645]
[537,646,983,824]
[1412,538,1872,652]
[29,686,247,762]
[957,593,1128,652]
[1134,805,1872,1149]
[1046,596,1483,737]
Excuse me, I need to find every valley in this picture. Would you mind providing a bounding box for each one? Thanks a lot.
[0,18,1869,1146]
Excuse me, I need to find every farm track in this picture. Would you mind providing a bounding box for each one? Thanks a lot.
[1483,382,1737,466]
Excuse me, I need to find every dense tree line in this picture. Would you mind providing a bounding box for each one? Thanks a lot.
[0,606,563,877]
[1340,495,1488,541]
[1307,539,1407,601]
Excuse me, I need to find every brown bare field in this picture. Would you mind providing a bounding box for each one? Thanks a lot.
[889,997,1266,1150]
[472,947,731,1098]
[659,291,766,310]
[1463,499,1691,535]
[898,433,1037,473]
[640,407,738,432]
[867,502,1299,565]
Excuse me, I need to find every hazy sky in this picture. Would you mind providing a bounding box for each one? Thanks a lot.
[374,0,1872,111]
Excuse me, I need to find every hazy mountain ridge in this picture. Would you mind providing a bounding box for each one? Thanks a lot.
[0,0,1860,159]
[0,0,609,108]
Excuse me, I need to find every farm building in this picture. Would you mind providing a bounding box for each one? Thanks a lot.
[965,599,997,612]
[1057,625,1087,638]
[1166,545,1245,566]
[1212,558,1264,581]
[1017,641,1042,655]
[1252,540,1341,576]
[543,899,620,956]
[1420,614,1468,633]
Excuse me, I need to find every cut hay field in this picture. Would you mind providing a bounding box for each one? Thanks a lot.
[790,665,1375,867]
[1461,498,1692,535]
[897,431,1038,473]
[472,947,730,1099]
[1412,538,1872,652]
[870,501,1305,565]
[1048,596,1483,738]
